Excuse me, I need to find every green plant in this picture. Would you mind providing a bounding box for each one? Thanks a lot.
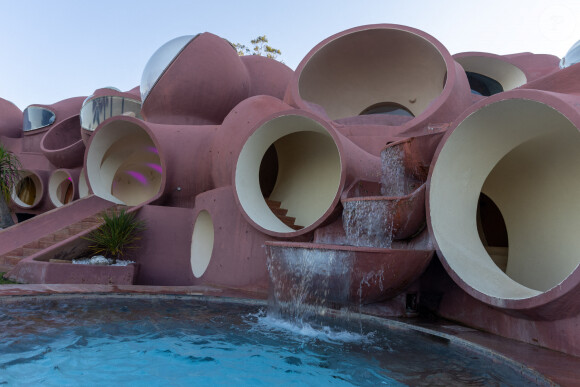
[84,208,146,264]
[234,35,282,61]
[0,273,19,284]
[0,144,21,229]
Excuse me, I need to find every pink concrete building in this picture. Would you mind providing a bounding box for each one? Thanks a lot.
[2,24,580,363]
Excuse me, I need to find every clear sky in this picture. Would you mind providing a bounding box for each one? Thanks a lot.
[1,0,579,110]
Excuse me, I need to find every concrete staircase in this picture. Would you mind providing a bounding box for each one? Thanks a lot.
[0,205,124,272]
[266,199,303,231]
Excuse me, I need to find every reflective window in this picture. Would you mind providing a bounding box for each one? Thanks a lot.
[560,40,580,69]
[465,72,503,96]
[140,35,198,102]
[23,106,56,131]
[80,96,143,131]
[360,102,414,117]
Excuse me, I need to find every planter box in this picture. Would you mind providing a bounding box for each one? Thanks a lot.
[6,232,139,285]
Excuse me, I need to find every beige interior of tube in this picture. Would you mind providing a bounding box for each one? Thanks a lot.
[190,210,214,278]
[11,171,42,208]
[430,99,580,299]
[299,28,447,120]
[455,56,527,91]
[49,170,74,207]
[86,120,162,206]
[236,115,342,233]
[79,168,89,198]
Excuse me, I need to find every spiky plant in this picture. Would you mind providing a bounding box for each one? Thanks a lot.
[0,144,21,229]
[84,208,146,264]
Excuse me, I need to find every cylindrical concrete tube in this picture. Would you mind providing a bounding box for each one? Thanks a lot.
[285,24,471,132]
[233,110,381,237]
[11,170,49,210]
[22,97,86,154]
[428,89,580,319]
[48,168,81,207]
[454,52,528,94]
[85,116,215,207]
[40,115,85,168]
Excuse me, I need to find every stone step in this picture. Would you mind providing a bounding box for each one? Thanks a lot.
[265,199,282,208]
[52,228,73,241]
[266,198,303,230]
[0,204,122,270]
[270,206,288,217]
[22,247,41,257]
[4,247,23,257]
[3,255,22,266]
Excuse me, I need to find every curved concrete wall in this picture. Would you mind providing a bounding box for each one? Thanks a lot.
[297,27,446,120]
[78,168,89,199]
[236,114,341,233]
[235,112,379,236]
[40,115,85,168]
[86,119,162,206]
[454,53,527,92]
[11,170,46,209]
[48,169,80,207]
[429,92,580,304]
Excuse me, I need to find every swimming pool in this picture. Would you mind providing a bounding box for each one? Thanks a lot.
[0,295,549,386]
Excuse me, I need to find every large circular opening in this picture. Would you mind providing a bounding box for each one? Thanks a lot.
[48,170,75,207]
[236,115,342,234]
[455,55,527,94]
[86,119,162,206]
[190,210,214,278]
[298,28,446,120]
[11,171,43,208]
[430,99,580,300]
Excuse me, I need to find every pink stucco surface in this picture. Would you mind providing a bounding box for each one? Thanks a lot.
[2,23,580,368]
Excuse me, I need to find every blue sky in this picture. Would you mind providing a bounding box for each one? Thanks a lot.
[1,0,579,110]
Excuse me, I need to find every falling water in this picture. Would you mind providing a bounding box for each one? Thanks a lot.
[266,245,354,324]
[342,200,397,248]
[381,145,406,197]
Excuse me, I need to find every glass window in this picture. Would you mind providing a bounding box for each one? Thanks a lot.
[80,96,143,131]
[140,35,198,102]
[465,72,503,96]
[560,40,580,69]
[23,106,56,131]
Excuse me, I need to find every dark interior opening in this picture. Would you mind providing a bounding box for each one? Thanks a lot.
[58,180,74,205]
[259,144,278,198]
[16,176,36,206]
[360,102,414,117]
[16,213,36,223]
[477,193,508,247]
[477,193,509,272]
[466,72,503,96]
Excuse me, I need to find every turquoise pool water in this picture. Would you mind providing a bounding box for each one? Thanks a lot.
[0,296,547,386]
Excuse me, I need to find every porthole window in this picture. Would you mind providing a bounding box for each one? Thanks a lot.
[23,106,56,131]
[80,96,142,131]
